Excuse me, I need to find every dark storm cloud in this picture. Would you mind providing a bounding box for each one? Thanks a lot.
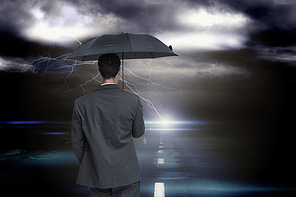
[0,0,243,40]
[220,0,296,58]
[0,0,184,45]
[74,0,183,34]
[226,0,296,30]
[1,0,296,44]
[0,0,35,33]
[250,28,296,47]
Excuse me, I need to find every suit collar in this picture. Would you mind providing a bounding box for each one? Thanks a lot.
[96,84,120,91]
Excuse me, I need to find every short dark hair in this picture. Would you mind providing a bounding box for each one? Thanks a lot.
[98,53,120,79]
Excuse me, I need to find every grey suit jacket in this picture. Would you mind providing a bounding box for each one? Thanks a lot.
[71,84,145,188]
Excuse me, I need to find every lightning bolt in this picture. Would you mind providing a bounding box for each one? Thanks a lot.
[124,67,192,103]
[123,79,166,121]
[190,50,206,67]
[60,74,101,97]
[17,38,195,121]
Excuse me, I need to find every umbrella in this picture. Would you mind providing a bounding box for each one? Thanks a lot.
[68,33,178,88]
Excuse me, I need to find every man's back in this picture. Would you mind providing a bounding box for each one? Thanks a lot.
[71,84,145,188]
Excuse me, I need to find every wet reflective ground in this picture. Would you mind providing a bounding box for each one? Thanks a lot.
[136,128,296,197]
[0,122,296,196]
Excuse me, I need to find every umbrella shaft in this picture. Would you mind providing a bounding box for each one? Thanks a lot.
[122,52,124,89]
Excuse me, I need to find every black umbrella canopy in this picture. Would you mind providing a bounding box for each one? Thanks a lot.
[68,33,178,61]
[68,33,178,88]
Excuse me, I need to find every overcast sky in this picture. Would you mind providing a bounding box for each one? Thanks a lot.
[1,0,296,125]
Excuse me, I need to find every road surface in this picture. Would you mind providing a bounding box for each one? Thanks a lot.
[0,124,295,196]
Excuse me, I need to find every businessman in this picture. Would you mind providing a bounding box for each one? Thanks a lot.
[71,53,145,197]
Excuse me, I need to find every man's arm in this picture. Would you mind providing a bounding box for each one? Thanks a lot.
[71,100,85,163]
[132,98,145,138]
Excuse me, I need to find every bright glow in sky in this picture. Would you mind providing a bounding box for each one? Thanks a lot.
[180,9,247,28]
[32,8,44,19]
[159,9,249,50]
[158,32,246,51]
[27,5,94,44]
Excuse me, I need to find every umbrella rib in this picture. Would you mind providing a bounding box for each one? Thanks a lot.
[150,52,155,59]
[83,37,98,61]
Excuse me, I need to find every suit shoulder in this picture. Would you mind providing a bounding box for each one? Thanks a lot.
[121,90,140,100]
[74,92,95,104]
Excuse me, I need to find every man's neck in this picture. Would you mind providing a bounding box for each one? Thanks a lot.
[101,82,116,86]
[101,78,117,85]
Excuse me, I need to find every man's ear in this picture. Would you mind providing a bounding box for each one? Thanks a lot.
[98,69,101,76]
[117,68,121,76]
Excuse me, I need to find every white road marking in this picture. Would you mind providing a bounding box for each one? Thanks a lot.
[158,158,164,164]
[154,182,165,197]
[159,146,163,148]
[158,150,163,153]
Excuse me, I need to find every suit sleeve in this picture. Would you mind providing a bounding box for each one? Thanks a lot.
[71,100,85,163]
[132,98,145,138]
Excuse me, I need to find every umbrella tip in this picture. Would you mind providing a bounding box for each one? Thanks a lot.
[169,45,173,51]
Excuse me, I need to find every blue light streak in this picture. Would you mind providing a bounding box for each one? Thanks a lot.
[145,120,206,125]
[0,121,48,125]
[40,132,69,135]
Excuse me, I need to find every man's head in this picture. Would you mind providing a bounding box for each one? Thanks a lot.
[98,53,121,79]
